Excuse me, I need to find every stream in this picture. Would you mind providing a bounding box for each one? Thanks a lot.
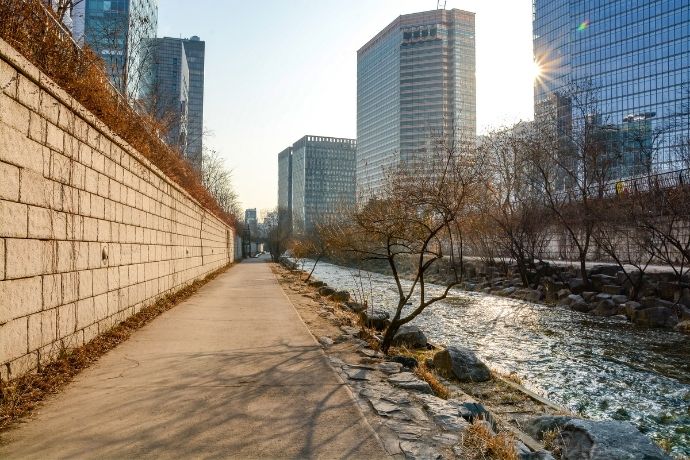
[305,260,690,456]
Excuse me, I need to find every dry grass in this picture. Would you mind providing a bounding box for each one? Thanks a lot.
[0,0,235,227]
[0,263,232,432]
[541,428,563,458]
[462,419,519,460]
[415,362,451,399]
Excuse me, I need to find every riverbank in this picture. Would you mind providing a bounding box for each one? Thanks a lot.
[293,259,689,458]
[272,262,678,459]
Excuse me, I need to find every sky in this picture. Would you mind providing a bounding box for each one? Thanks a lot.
[158,0,536,213]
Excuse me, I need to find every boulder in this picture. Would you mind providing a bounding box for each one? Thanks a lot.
[675,320,690,333]
[571,301,593,313]
[558,419,671,460]
[557,288,572,300]
[329,290,350,302]
[658,281,682,301]
[582,291,597,302]
[433,346,491,382]
[520,289,543,302]
[680,305,690,321]
[623,301,643,320]
[390,355,418,369]
[458,402,494,426]
[391,325,428,349]
[594,293,611,301]
[388,372,433,394]
[561,294,585,307]
[360,309,390,330]
[523,416,574,440]
[590,265,620,277]
[568,278,585,294]
[318,286,335,296]
[308,280,326,288]
[591,274,617,291]
[601,284,624,295]
[544,280,566,302]
[498,286,517,297]
[592,299,619,317]
[343,301,367,314]
[611,294,628,305]
[634,307,678,328]
[680,288,690,307]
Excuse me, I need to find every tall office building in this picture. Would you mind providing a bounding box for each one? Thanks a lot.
[181,37,205,168]
[146,36,205,168]
[356,9,476,199]
[148,38,190,156]
[277,146,293,215]
[534,1,690,177]
[278,136,356,234]
[71,0,158,100]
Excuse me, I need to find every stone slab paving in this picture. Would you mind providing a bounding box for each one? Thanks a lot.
[0,258,388,459]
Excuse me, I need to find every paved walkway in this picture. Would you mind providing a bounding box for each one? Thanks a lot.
[0,258,388,459]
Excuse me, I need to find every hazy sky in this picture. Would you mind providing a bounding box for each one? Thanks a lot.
[158,0,536,212]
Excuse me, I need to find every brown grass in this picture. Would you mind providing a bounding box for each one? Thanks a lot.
[414,362,451,399]
[0,0,235,227]
[541,428,563,458]
[462,419,519,460]
[0,262,232,432]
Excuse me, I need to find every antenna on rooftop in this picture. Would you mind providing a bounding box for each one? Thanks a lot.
[436,0,446,9]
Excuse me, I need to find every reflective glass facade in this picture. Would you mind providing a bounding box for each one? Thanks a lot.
[282,136,356,234]
[182,37,205,169]
[149,38,189,156]
[534,0,690,176]
[357,9,476,199]
[72,0,158,100]
[277,146,292,214]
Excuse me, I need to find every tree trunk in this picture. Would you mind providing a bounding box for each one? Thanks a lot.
[380,320,402,354]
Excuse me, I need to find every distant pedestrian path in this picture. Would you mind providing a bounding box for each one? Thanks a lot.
[0,258,387,459]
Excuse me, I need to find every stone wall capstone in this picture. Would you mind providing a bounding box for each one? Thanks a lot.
[0,38,235,381]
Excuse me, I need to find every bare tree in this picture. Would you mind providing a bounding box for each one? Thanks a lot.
[265,208,292,263]
[528,82,623,288]
[200,148,241,222]
[325,135,486,353]
[481,124,549,286]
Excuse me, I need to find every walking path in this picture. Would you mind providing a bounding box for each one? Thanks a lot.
[0,258,388,459]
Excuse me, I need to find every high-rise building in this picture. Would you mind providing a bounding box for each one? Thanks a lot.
[146,36,204,168]
[533,0,690,176]
[71,0,158,100]
[356,9,476,199]
[181,36,205,168]
[148,37,189,156]
[278,136,356,234]
[277,146,293,215]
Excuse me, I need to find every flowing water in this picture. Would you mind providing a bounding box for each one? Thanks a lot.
[306,261,690,455]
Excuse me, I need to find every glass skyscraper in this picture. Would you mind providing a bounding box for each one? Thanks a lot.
[148,37,190,157]
[181,37,206,169]
[356,9,476,200]
[534,0,690,177]
[278,136,356,234]
[71,0,158,100]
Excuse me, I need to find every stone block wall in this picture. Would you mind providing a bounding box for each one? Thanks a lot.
[0,39,235,381]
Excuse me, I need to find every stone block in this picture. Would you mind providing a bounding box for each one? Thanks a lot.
[28,312,42,351]
[19,168,51,207]
[88,241,102,269]
[28,206,66,239]
[0,199,27,237]
[91,194,104,219]
[17,74,40,111]
[43,273,62,309]
[49,151,71,184]
[78,269,93,299]
[107,266,120,290]
[76,297,94,330]
[97,172,108,198]
[97,219,110,242]
[92,268,107,295]
[93,293,107,321]
[45,122,64,152]
[84,166,98,194]
[57,302,76,338]
[83,323,98,343]
[71,161,85,189]
[0,92,30,134]
[28,111,46,143]
[83,216,98,241]
[5,238,52,279]
[0,161,19,201]
[61,272,78,304]
[38,90,59,124]
[8,352,38,379]
[0,276,42,323]
[66,214,83,241]
[0,318,28,364]
[0,58,18,98]
[57,240,75,272]
[0,239,4,280]
[106,290,119,316]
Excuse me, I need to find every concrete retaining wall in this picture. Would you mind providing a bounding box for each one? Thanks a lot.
[0,39,235,381]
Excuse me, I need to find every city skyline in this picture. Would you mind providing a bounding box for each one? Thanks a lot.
[158,0,536,211]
